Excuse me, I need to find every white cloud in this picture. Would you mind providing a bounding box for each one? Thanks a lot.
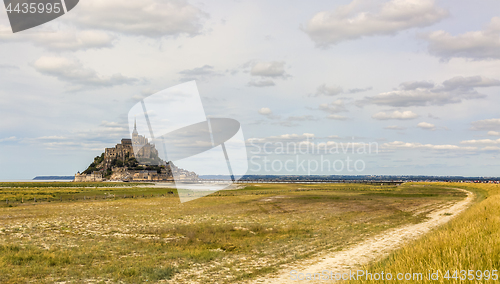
[286,115,318,122]
[417,122,435,130]
[0,26,114,51]
[346,87,372,94]
[254,113,318,127]
[460,138,500,145]
[178,65,222,82]
[400,80,434,90]
[0,136,17,143]
[312,84,372,96]
[442,76,500,89]
[457,138,500,152]
[258,107,272,115]
[327,114,348,120]
[384,125,406,130]
[245,61,289,87]
[318,100,347,113]
[315,84,343,96]
[247,133,315,143]
[132,88,160,100]
[358,89,480,107]
[250,61,288,78]
[248,79,275,87]
[488,131,500,136]
[99,121,128,132]
[372,110,418,120]
[67,0,208,38]
[482,146,500,151]
[33,56,137,88]
[36,136,68,140]
[471,118,500,131]
[422,17,500,60]
[277,116,318,127]
[14,120,131,151]
[256,107,282,120]
[304,0,448,47]
[357,75,499,107]
[382,141,476,151]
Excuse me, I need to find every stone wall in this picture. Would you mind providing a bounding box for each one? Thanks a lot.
[74,171,104,182]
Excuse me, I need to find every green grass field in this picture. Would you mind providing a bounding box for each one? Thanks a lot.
[0,182,468,283]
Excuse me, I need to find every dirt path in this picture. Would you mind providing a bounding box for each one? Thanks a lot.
[252,188,474,283]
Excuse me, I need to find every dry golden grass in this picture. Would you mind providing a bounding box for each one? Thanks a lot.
[0,182,168,204]
[0,182,464,283]
[348,182,500,283]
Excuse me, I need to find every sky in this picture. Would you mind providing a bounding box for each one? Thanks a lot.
[1,0,500,179]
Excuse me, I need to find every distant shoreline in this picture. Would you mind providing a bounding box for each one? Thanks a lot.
[0,175,496,183]
[33,176,74,181]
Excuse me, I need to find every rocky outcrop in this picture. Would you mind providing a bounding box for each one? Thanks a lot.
[74,126,198,182]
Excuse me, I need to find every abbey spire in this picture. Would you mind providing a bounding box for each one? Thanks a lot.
[132,118,138,136]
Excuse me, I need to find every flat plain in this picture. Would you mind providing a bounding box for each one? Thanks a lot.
[0,182,468,283]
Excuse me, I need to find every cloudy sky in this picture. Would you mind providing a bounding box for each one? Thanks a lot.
[1,0,500,179]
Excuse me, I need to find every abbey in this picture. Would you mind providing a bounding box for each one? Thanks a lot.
[74,121,198,182]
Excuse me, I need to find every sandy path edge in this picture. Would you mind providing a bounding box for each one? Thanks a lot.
[251,187,474,283]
